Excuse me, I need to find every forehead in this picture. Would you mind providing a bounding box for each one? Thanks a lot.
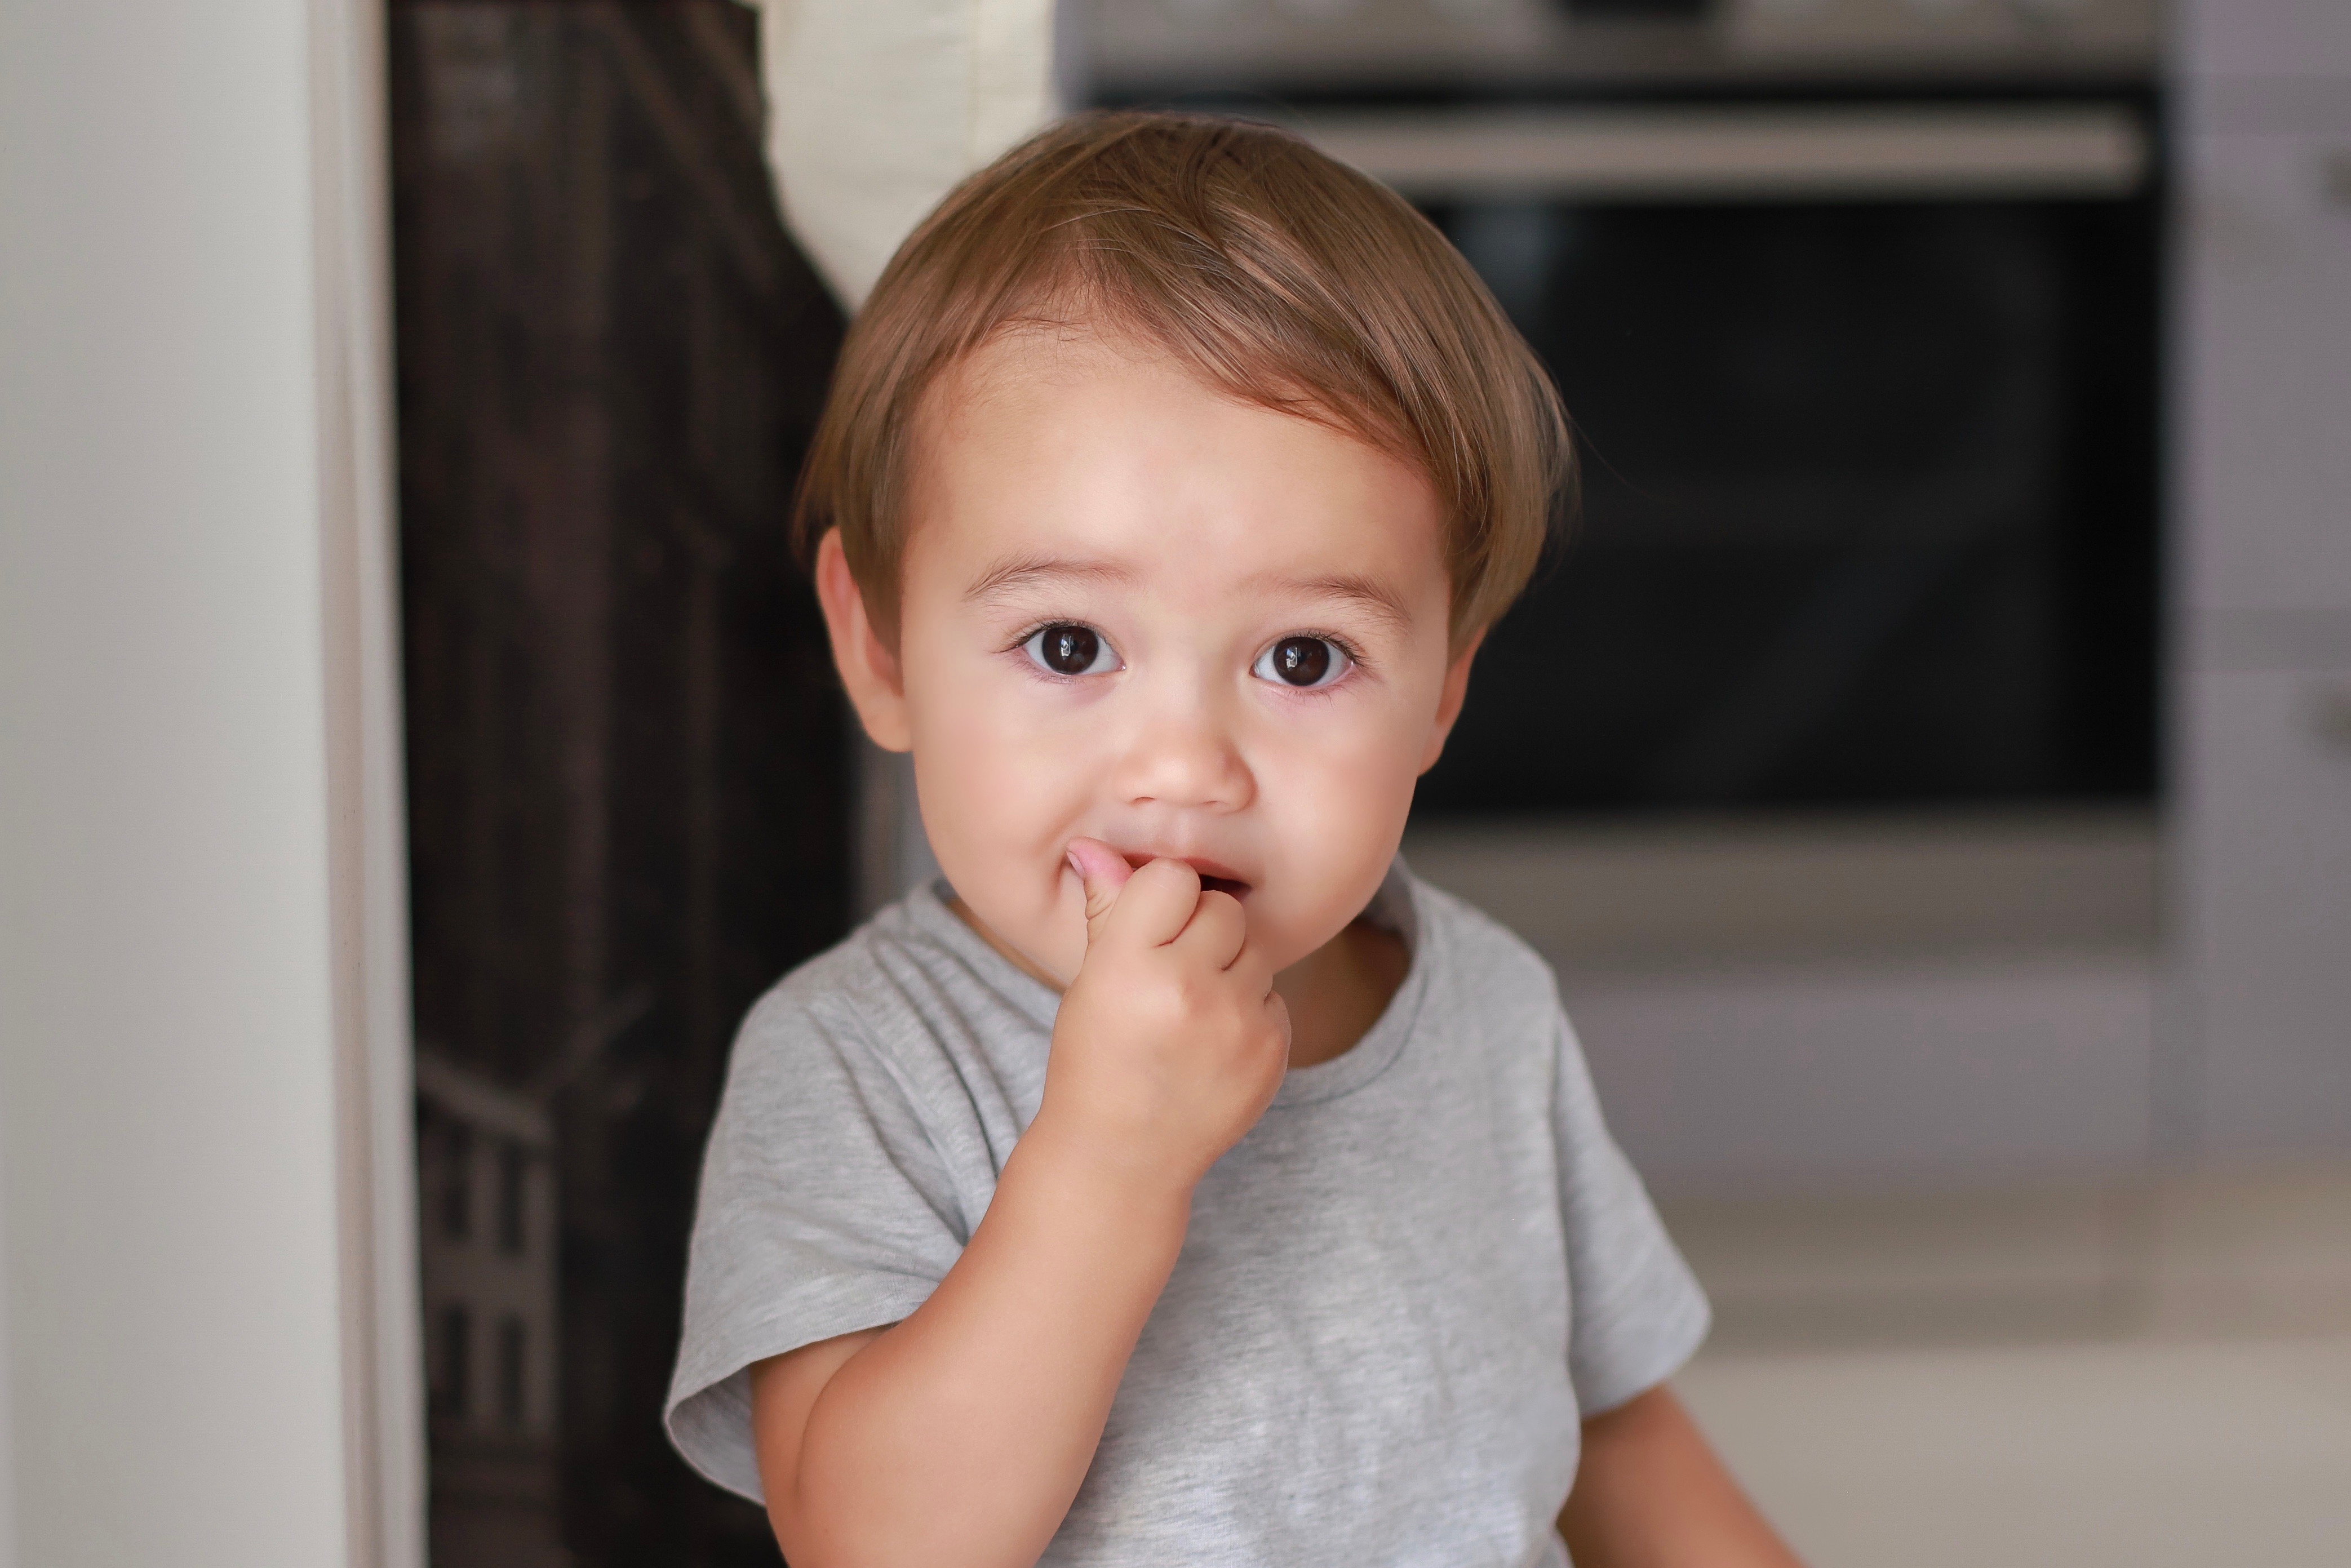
[905,327,1448,595]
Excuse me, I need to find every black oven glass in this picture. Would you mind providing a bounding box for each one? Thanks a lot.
[1410,194,2160,819]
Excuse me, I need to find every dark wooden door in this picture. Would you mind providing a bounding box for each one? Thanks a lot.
[389,5,845,1562]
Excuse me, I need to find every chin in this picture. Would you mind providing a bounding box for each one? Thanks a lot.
[1250,904,1331,973]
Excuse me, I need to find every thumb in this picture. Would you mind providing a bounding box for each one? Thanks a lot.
[1064,837,1134,950]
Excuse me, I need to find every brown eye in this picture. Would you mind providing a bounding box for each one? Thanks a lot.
[1023,623,1117,677]
[1254,635,1346,689]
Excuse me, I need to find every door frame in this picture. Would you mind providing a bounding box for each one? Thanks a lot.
[311,1,428,1563]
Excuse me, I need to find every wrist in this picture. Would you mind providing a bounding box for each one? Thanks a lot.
[1011,1107,1198,1234]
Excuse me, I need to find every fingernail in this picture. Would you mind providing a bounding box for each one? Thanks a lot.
[1066,850,1084,881]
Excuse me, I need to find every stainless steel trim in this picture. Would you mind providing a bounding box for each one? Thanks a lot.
[1084,0,2163,95]
[1298,105,2150,201]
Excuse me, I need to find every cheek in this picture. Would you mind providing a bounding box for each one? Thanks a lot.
[1251,707,1430,941]
[915,674,1081,858]
[1279,731,1421,847]
[904,658,1105,974]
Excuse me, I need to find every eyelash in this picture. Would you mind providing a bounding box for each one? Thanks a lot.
[1001,621,1372,691]
[1005,619,1118,682]
[1257,630,1369,694]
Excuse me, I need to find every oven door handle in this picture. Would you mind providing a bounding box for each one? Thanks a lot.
[1296,105,2149,202]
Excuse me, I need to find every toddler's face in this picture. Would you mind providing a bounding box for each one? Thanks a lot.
[837,328,1475,988]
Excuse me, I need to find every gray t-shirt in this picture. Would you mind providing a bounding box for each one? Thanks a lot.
[666,865,1708,1567]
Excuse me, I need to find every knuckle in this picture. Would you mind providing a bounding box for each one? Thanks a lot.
[1174,974,1216,1015]
[1138,981,1186,1029]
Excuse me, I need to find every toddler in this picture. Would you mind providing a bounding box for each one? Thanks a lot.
[667,110,1799,1568]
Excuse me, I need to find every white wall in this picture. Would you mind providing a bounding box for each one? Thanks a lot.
[0,1111,14,1568]
[0,2,396,1563]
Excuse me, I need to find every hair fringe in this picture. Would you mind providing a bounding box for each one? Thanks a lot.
[793,110,1574,648]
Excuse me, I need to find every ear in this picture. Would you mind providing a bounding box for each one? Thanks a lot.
[814,528,913,753]
[1419,626,1485,775]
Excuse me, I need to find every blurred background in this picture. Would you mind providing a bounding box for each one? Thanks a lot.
[2,2,2345,1566]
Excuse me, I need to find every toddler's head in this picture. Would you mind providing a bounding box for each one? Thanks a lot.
[803,112,1569,987]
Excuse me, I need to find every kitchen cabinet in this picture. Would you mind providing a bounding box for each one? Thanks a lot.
[2172,5,2351,1160]
[2177,128,2351,614]
[1409,815,2161,1193]
[2180,0,2351,81]
[2179,667,2351,1156]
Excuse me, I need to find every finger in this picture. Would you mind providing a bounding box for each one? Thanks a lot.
[1170,889,1247,971]
[1065,837,1135,950]
[1227,935,1277,994]
[1103,856,1203,949]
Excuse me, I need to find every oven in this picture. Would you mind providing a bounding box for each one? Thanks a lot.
[1081,0,2164,824]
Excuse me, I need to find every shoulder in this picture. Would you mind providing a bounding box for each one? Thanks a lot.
[697,903,995,1197]
[1404,868,1564,1019]
[722,898,959,1092]
[1394,868,1581,1093]
[719,887,1052,1114]
[730,916,900,1061]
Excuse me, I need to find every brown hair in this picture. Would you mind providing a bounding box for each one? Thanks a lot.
[793,110,1572,649]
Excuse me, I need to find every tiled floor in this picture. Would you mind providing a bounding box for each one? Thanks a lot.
[1658,1166,2351,1567]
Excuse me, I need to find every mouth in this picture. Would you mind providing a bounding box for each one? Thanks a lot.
[1120,850,1252,900]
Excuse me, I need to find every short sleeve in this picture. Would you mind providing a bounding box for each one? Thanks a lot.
[664,988,971,1502]
[1552,1007,1711,1415]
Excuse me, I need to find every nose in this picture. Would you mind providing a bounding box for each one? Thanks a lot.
[1111,692,1255,814]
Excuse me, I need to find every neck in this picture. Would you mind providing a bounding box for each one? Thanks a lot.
[1274,918,1409,1070]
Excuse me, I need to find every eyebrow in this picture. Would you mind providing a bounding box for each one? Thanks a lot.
[963,555,1137,606]
[1248,571,1418,637]
[961,556,1418,636]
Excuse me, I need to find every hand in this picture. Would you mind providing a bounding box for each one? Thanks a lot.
[750,836,1277,1568]
[1030,838,1292,1198]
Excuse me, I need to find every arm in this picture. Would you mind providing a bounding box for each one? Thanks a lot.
[1557,1384,1806,1568]
[749,1123,1186,1567]
[749,847,1289,1568]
